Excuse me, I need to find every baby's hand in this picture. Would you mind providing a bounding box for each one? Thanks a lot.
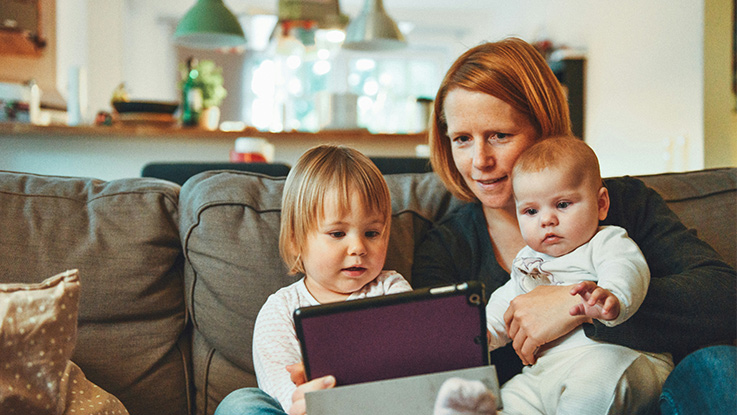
[569,281,620,321]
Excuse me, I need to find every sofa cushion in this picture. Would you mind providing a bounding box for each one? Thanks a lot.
[0,270,80,414]
[179,170,462,415]
[635,168,736,268]
[59,361,130,415]
[0,269,130,415]
[0,171,189,415]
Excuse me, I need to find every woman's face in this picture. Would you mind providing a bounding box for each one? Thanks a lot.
[444,88,539,210]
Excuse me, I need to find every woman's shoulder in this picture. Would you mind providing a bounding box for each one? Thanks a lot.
[414,202,486,256]
[602,176,663,226]
[415,201,495,255]
[603,175,650,196]
[434,202,485,231]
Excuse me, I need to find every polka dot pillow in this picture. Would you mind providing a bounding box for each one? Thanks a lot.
[0,270,128,415]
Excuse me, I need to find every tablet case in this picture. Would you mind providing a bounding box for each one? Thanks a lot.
[294,281,489,386]
[305,365,502,414]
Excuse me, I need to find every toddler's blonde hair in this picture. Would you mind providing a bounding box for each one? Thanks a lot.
[279,145,392,275]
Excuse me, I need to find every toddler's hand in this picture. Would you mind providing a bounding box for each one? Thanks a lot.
[569,281,620,321]
[288,373,336,415]
[286,362,306,386]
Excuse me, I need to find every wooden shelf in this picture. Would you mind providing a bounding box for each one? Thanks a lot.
[0,122,428,144]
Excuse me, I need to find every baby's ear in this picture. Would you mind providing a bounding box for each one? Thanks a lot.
[597,187,610,220]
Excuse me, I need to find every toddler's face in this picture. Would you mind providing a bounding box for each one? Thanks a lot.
[302,192,389,303]
[513,167,608,257]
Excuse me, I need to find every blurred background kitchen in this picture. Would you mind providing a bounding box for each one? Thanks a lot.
[0,0,734,180]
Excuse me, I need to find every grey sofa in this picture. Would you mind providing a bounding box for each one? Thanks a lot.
[0,167,734,415]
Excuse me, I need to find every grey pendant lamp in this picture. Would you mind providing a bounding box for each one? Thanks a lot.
[343,0,406,51]
[174,0,247,50]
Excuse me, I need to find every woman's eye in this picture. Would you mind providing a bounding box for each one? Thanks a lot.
[557,201,571,209]
[451,134,471,144]
[489,133,509,142]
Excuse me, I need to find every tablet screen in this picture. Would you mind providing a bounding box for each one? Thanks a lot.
[294,281,489,386]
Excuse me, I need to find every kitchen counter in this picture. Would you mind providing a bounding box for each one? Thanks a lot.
[0,123,428,180]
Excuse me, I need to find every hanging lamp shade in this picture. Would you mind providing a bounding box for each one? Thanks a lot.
[174,0,246,50]
[343,0,406,51]
[278,0,349,29]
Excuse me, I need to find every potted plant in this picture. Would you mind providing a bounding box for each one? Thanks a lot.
[179,59,227,130]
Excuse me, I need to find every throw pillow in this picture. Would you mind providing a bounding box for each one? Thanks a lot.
[0,269,128,415]
[59,361,129,415]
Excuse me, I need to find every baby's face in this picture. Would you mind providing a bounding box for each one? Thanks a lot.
[301,192,389,303]
[513,167,608,257]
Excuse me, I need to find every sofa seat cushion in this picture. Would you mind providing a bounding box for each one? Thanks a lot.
[0,171,189,415]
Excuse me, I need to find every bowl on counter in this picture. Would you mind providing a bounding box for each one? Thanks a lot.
[112,101,178,114]
[112,101,179,127]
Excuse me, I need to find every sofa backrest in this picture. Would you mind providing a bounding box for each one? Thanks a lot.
[3,165,729,415]
[178,171,463,415]
[0,171,190,415]
[636,168,736,268]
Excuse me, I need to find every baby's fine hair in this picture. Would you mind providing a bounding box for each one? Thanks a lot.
[279,144,392,275]
[513,135,603,189]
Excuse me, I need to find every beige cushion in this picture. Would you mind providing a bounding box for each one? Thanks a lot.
[0,270,128,415]
[60,361,129,415]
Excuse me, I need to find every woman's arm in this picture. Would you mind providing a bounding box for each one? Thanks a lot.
[589,177,736,360]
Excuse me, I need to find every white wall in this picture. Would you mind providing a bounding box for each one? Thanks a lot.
[394,0,707,176]
[57,0,733,179]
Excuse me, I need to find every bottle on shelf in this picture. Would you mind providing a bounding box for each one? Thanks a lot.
[181,57,203,127]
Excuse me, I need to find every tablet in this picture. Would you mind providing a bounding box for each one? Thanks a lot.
[294,281,489,386]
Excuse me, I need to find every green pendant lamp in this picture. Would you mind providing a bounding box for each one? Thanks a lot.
[343,0,406,51]
[174,0,246,50]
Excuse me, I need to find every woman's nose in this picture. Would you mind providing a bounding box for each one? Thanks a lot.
[472,139,495,170]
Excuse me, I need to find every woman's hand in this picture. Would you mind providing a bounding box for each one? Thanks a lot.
[503,284,590,365]
[286,363,336,415]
